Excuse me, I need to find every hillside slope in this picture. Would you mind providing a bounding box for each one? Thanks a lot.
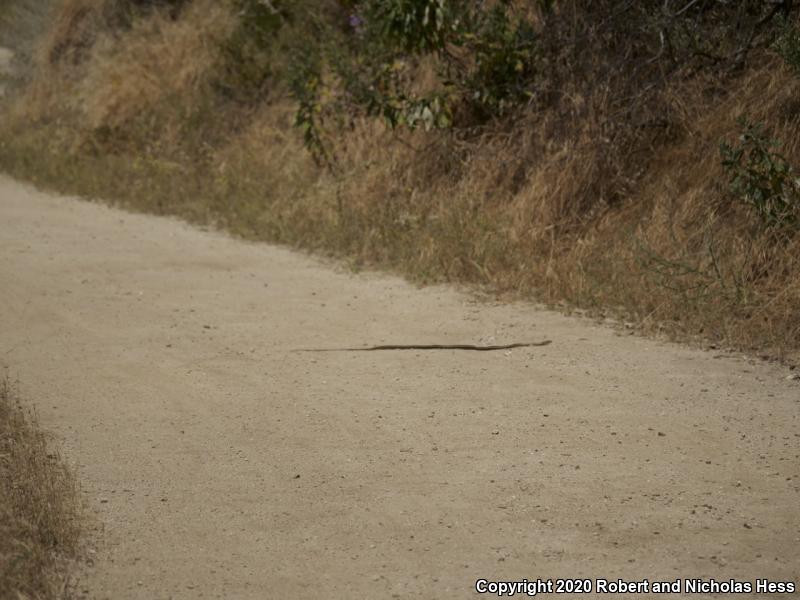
[1,0,799,363]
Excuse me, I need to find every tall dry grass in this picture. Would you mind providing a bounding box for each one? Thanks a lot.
[0,377,83,599]
[1,0,798,364]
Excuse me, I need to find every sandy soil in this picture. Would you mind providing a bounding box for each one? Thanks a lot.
[1,175,798,599]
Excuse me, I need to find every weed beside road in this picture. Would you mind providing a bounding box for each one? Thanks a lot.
[0,377,83,599]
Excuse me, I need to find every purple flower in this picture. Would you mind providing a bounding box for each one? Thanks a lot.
[349,13,364,32]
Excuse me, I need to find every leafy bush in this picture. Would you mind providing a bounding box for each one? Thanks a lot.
[720,119,800,230]
[364,0,452,53]
[452,6,537,118]
[226,0,799,160]
[272,0,540,156]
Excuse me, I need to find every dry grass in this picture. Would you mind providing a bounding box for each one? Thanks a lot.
[0,377,83,599]
[77,0,232,134]
[1,0,798,365]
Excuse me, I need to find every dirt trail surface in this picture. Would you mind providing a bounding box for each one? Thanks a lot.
[1,175,798,599]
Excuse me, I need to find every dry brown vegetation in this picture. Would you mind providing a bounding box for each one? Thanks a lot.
[1,0,799,364]
[0,377,83,599]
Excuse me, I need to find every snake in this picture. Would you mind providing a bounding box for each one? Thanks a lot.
[293,340,552,352]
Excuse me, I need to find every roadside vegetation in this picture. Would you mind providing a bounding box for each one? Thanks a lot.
[0,0,799,363]
[0,377,83,599]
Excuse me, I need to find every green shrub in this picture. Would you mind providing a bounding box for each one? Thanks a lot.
[273,0,540,155]
[227,1,797,159]
[364,0,453,53]
[720,118,800,231]
[452,6,537,118]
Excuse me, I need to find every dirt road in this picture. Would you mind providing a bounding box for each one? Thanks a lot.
[1,175,798,599]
